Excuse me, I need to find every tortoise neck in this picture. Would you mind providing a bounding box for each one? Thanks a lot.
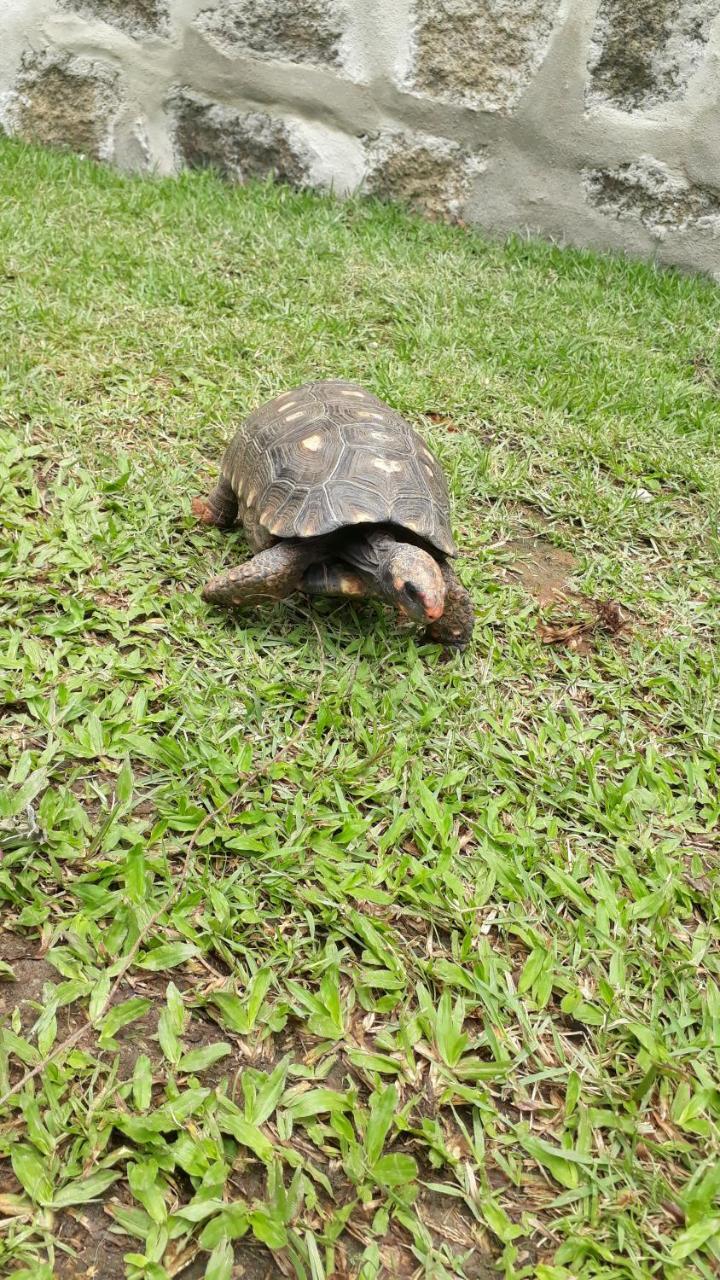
[337,525,399,582]
[363,525,399,556]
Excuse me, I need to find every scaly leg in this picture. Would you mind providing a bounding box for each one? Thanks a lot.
[424,561,474,649]
[202,541,314,608]
[301,561,370,600]
[192,475,238,529]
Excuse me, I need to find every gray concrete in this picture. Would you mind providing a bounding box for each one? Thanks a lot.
[2,0,720,276]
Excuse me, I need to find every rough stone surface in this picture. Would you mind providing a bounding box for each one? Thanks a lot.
[194,0,345,66]
[587,0,720,110]
[404,0,562,112]
[171,94,310,186]
[584,159,720,237]
[13,55,117,159]
[58,0,169,37]
[114,108,153,173]
[2,0,720,276]
[365,129,484,220]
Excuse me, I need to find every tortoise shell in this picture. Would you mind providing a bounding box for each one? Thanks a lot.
[220,380,456,557]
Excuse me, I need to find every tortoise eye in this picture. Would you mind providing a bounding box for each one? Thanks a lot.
[404,582,419,600]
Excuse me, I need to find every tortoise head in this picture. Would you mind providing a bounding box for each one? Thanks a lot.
[385,544,446,623]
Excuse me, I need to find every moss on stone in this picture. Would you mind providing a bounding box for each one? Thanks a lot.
[588,0,720,108]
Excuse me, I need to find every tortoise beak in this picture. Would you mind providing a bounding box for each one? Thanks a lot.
[424,602,444,621]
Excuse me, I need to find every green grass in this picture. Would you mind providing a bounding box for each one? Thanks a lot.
[1,138,719,1280]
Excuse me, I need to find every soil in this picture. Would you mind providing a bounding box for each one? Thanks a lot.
[502,534,577,606]
[500,530,629,652]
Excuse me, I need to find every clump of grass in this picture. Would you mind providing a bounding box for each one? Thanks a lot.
[0,139,719,1280]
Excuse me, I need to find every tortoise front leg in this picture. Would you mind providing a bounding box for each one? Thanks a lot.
[301,561,370,600]
[192,475,238,529]
[202,542,314,609]
[424,561,474,649]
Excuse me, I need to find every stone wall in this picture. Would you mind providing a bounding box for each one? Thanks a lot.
[2,0,720,277]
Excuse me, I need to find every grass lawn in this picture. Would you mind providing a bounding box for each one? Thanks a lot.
[1,138,719,1280]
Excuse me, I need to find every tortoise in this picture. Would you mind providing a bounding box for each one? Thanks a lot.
[192,380,474,648]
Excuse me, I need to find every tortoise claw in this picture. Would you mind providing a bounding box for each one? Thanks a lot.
[422,627,469,651]
[192,496,217,524]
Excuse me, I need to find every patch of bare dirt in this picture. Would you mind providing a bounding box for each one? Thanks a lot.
[502,535,577,607]
[415,1187,498,1277]
[0,947,58,1022]
[500,535,629,653]
[52,1200,286,1279]
[54,1199,132,1280]
[0,1171,289,1280]
[0,936,236,1081]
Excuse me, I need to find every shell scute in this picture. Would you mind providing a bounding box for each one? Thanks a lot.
[220,380,456,555]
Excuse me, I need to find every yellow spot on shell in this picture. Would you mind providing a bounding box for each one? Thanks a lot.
[424,463,433,476]
[286,410,306,421]
[341,576,363,596]
[246,490,256,506]
[341,389,365,397]
[301,434,323,451]
[367,412,385,420]
[372,457,403,473]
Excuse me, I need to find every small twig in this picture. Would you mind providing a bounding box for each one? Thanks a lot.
[0,627,326,1110]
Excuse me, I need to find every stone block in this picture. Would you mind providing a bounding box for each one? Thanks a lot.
[584,158,720,237]
[58,0,169,38]
[171,93,311,186]
[364,129,484,220]
[194,0,345,66]
[13,54,118,159]
[587,0,720,110]
[403,0,561,113]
